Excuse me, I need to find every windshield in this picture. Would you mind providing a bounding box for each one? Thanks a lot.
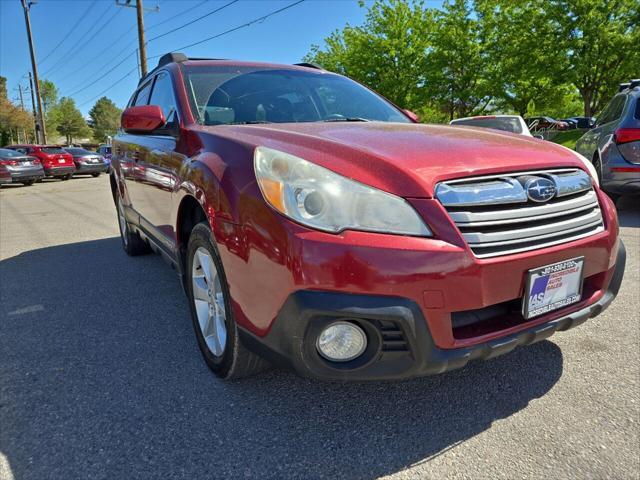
[183,66,410,125]
[0,148,27,158]
[41,147,67,154]
[65,148,92,155]
[452,117,523,134]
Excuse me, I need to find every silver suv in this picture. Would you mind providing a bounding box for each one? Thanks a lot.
[576,80,640,201]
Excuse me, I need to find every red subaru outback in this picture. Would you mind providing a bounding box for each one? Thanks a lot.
[6,145,76,180]
[111,53,625,381]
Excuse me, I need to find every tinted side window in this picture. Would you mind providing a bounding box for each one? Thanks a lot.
[148,72,177,121]
[635,98,640,120]
[597,95,626,125]
[134,81,153,106]
[609,95,626,121]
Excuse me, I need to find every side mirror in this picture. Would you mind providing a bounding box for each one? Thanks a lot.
[121,105,166,133]
[403,109,420,123]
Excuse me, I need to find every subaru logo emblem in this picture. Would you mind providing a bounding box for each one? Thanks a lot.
[524,177,557,202]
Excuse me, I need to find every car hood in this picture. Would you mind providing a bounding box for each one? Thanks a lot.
[203,122,588,198]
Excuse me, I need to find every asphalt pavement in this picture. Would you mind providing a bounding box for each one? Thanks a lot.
[1,177,639,480]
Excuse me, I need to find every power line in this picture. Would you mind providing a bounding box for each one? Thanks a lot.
[147,0,239,43]
[79,67,139,107]
[42,2,115,77]
[56,24,137,86]
[170,0,305,51]
[67,52,137,98]
[38,0,98,66]
[146,0,208,31]
[62,0,237,87]
[78,1,307,106]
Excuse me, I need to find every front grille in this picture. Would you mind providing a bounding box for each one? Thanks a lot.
[436,169,605,258]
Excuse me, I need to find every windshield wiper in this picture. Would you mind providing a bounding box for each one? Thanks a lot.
[321,117,370,123]
[227,120,272,125]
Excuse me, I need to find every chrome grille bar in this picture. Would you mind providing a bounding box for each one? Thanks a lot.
[436,168,605,258]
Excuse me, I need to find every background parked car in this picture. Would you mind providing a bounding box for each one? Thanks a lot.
[560,118,579,129]
[449,115,535,136]
[526,116,569,131]
[0,148,45,186]
[97,144,112,173]
[567,116,596,129]
[576,80,640,202]
[5,145,76,180]
[64,147,108,177]
[0,164,12,186]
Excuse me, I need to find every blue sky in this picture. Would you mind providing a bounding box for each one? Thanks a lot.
[0,0,381,116]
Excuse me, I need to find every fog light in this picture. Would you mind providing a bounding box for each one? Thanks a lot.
[316,321,367,362]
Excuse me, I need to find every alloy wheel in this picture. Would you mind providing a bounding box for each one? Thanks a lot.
[191,247,227,356]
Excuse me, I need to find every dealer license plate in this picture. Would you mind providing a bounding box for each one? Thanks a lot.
[522,257,584,319]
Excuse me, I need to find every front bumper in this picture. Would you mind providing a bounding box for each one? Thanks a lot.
[240,241,626,381]
[44,165,76,176]
[74,162,108,174]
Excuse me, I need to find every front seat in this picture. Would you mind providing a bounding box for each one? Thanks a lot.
[262,98,295,123]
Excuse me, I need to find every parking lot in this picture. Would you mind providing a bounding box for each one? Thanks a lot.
[0,177,638,480]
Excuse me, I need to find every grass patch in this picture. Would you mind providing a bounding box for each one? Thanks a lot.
[550,129,587,150]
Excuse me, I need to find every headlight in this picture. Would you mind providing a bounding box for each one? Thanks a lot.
[254,146,431,236]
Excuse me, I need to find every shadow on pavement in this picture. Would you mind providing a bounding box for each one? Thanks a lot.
[0,238,563,479]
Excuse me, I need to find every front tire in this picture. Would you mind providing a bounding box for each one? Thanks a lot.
[23,180,35,186]
[186,222,268,379]
[92,172,101,178]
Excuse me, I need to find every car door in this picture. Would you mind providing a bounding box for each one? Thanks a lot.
[135,71,183,247]
[119,78,154,216]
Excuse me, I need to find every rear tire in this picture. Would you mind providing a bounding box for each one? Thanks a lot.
[23,180,35,186]
[92,173,101,178]
[186,222,268,379]
[116,194,151,256]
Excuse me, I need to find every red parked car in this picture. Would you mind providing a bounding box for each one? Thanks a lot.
[5,145,76,180]
[111,53,626,381]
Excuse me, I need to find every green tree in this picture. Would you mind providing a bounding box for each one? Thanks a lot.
[304,0,433,112]
[0,76,35,145]
[0,76,7,100]
[427,0,492,120]
[89,97,122,143]
[476,0,569,116]
[39,79,58,114]
[48,97,91,144]
[551,0,640,116]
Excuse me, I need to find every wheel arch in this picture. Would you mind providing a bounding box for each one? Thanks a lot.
[176,194,210,276]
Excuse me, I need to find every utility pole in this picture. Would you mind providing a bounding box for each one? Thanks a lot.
[17,85,26,110]
[115,0,159,77]
[21,0,47,144]
[17,84,27,143]
[28,73,38,141]
[136,0,148,76]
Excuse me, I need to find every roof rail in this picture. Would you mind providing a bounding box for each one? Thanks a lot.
[630,79,640,89]
[619,82,631,92]
[157,52,188,68]
[294,62,323,70]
